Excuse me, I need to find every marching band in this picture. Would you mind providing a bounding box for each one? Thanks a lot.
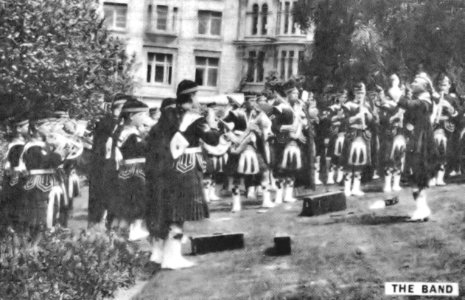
[2,70,465,269]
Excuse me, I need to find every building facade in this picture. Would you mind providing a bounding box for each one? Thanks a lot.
[102,0,313,107]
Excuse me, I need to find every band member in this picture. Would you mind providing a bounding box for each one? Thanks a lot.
[147,80,221,269]
[1,115,29,229]
[109,98,154,241]
[202,103,230,203]
[430,73,461,185]
[341,82,373,197]
[397,72,439,221]
[52,108,82,213]
[318,89,346,185]
[237,95,273,208]
[270,80,311,203]
[17,113,66,247]
[88,95,126,227]
[377,74,407,192]
[222,96,255,211]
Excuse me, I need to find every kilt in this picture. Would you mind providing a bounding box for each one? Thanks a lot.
[147,152,209,239]
[19,174,63,230]
[273,139,311,183]
[1,173,23,227]
[410,126,439,188]
[205,153,229,175]
[326,132,345,165]
[225,146,267,177]
[341,129,371,171]
[432,127,451,165]
[380,128,406,171]
[110,162,146,222]
[87,154,107,223]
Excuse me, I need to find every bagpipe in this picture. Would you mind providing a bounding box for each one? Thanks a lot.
[37,118,86,161]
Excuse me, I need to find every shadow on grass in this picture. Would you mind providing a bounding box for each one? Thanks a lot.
[347,214,410,225]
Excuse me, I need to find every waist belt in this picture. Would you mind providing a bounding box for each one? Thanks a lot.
[184,147,202,154]
[28,169,56,175]
[122,158,146,165]
[350,125,366,130]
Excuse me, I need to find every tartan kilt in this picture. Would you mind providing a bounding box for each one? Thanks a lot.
[110,162,146,222]
[19,174,63,230]
[205,153,229,175]
[380,128,406,171]
[147,156,209,239]
[326,132,345,165]
[273,139,308,178]
[410,125,439,188]
[341,129,372,170]
[1,174,23,227]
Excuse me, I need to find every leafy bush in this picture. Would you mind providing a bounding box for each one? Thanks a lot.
[0,228,147,300]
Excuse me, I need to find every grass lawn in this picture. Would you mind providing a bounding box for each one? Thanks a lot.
[132,182,465,300]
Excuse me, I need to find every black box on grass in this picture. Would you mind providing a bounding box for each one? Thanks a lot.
[273,236,291,255]
[190,233,245,255]
[300,191,346,217]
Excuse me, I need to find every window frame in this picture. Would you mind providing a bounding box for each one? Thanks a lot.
[195,56,220,87]
[145,51,175,86]
[197,10,223,37]
[103,3,128,30]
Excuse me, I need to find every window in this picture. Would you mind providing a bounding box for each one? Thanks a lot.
[261,4,268,35]
[246,51,265,83]
[146,53,173,85]
[198,11,222,36]
[284,2,290,34]
[156,5,168,30]
[195,57,219,87]
[147,5,178,32]
[103,3,127,29]
[251,4,259,35]
[279,50,297,80]
[172,7,178,31]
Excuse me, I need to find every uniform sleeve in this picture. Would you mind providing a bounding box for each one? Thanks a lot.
[397,96,423,111]
[270,107,282,133]
[194,118,221,146]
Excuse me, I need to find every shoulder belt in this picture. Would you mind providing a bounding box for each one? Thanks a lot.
[179,111,202,132]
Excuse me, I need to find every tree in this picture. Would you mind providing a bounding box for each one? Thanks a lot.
[294,0,465,93]
[0,0,134,120]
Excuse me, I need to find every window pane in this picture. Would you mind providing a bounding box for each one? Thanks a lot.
[157,5,168,30]
[288,51,294,78]
[208,57,219,67]
[262,4,268,35]
[166,54,172,63]
[155,65,164,82]
[103,7,114,27]
[211,16,222,35]
[167,65,172,84]
[280,51,286,79]
[115,6,127,28]
[195,68,205,85]
[207,68,218,86]
[198,11,209,34]
[246,51,256,82]
[252,4,259,35]
[155,54,165,62]
[284,2,290,34]
[257,51,265,82]
[148,53,155,61]
[172,7,178,31]
[146,64,152,82]
[196,57,207,66]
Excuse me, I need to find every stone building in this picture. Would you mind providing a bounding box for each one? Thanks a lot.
[102,0,313,106]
